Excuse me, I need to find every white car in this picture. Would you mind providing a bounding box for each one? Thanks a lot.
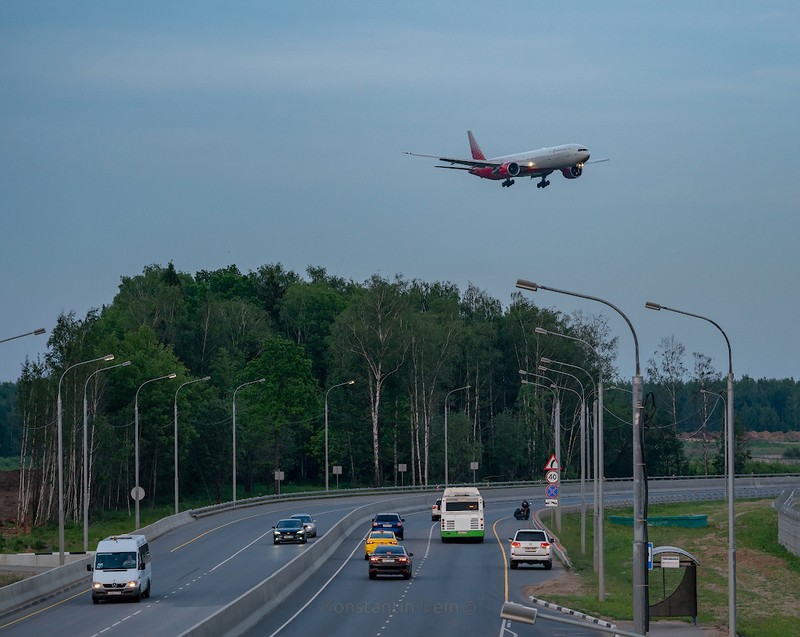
[290,513,317,538]
[508,529,552,570]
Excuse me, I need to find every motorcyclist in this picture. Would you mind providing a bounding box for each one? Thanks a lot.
[520,500,530,519]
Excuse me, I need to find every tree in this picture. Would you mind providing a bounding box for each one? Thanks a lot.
[646,335,687,474]
[329,276,409,486]
[239,335,320,491]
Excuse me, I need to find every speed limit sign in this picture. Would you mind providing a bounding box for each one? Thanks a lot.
[545,470,559,484]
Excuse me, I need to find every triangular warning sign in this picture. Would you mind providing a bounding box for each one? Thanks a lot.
[543,453,560,471]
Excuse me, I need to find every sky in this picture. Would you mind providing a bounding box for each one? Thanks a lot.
[2,2,799,383]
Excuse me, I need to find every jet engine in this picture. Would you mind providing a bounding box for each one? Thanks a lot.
[561,165,583,179]
[494,162,520,178]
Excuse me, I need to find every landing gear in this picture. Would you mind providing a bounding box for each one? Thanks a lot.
[502,178,515,188]
[536,178,550,189]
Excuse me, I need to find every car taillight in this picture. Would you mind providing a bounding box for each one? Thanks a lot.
[541,542,550,548]
[398,557,408,563]
[510,541,521,548]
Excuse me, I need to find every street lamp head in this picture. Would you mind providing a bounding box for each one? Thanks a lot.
[34,328,46,335]
[201,376,211,381]
[534,327,548,335]
[540,357,553,364]
[516,279,539,292]
[121,361,132,367]
[347,380,355,385]
[538,365,549,373]
[168,373,177,379]
[103,354,115,362]
[644,301,662,311]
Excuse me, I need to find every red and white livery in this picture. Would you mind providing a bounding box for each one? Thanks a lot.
[405,130,608,189]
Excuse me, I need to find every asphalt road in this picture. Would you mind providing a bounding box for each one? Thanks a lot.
[0,496,386,636]
[0,476,793,636]
[242,497,606,637]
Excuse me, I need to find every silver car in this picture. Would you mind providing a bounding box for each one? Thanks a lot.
[508,528,552,569]
[290,513,317,538]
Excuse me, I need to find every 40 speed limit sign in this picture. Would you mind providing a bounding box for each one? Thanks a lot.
[545,470,559,484]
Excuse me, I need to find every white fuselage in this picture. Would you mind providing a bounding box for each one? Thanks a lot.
[491,144,590,173]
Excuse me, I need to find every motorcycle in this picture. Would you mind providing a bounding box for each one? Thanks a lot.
[513,505,530,521]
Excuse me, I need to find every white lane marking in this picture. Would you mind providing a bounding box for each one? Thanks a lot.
[210,529,274,571]
[266,534,363,637]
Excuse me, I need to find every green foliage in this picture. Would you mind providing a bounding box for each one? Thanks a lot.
[4,259,800,529]
[554,500,800,635]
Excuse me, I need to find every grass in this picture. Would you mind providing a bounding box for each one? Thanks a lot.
[0,506,176,555]
[540,500,800,637]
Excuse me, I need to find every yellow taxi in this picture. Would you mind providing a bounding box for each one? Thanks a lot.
[364,530,397,559]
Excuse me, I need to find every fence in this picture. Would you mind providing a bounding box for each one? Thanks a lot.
[774,488,800,557]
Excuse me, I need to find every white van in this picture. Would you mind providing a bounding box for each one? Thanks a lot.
[87,534,152,603]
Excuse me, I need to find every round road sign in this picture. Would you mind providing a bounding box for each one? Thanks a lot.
[545,470,559,484]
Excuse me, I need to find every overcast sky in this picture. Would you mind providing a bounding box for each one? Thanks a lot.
[2,2,799,383]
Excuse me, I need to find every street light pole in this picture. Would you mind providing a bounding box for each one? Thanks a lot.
[135,373,176,530]
[83,360,131,551]
[646,300,736,637]
[444,385,470,487]
[325,380,355,492]
[57,353,114,565]
[232,378,265,505]
[535,326,607,600]
[541,361,589,556]
[174,376,211,514]
[518,278,648,635]
[0,327,46,344]
[519,371,562,529]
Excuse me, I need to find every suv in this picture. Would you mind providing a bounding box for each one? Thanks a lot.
[508,528,552,569]
[431,499,441,521]
[371,513,405,540]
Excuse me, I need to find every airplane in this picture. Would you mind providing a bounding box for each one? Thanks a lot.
[404,131,608,189]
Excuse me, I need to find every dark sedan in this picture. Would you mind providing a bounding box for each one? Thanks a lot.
[368,545,413,579]
[272,519,307,544]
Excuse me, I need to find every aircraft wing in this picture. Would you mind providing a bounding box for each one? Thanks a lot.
[403,151,498,169]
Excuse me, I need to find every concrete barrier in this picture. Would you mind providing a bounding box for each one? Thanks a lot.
[0,509,194,617]
[178,493,433,637]
[0,555,92,616]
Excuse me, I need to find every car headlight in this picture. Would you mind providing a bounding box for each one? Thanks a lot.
[92,582,103,590]
[274,530,281,536]
[126,581,138,589]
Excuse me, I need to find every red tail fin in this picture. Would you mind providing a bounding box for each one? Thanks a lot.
[467,130,486,160]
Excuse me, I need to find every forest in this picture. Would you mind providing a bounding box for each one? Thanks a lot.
[1,261,799,528]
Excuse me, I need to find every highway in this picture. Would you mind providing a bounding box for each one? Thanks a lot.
[246,500,582,637]
[0,495,404,637]
[0,476,795,636]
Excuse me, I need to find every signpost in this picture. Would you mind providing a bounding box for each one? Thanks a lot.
[398,463,407,487]
[332,465,342,489]
[543,454,560,521]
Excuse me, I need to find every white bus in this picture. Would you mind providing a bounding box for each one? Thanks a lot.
[440,486,484,542]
